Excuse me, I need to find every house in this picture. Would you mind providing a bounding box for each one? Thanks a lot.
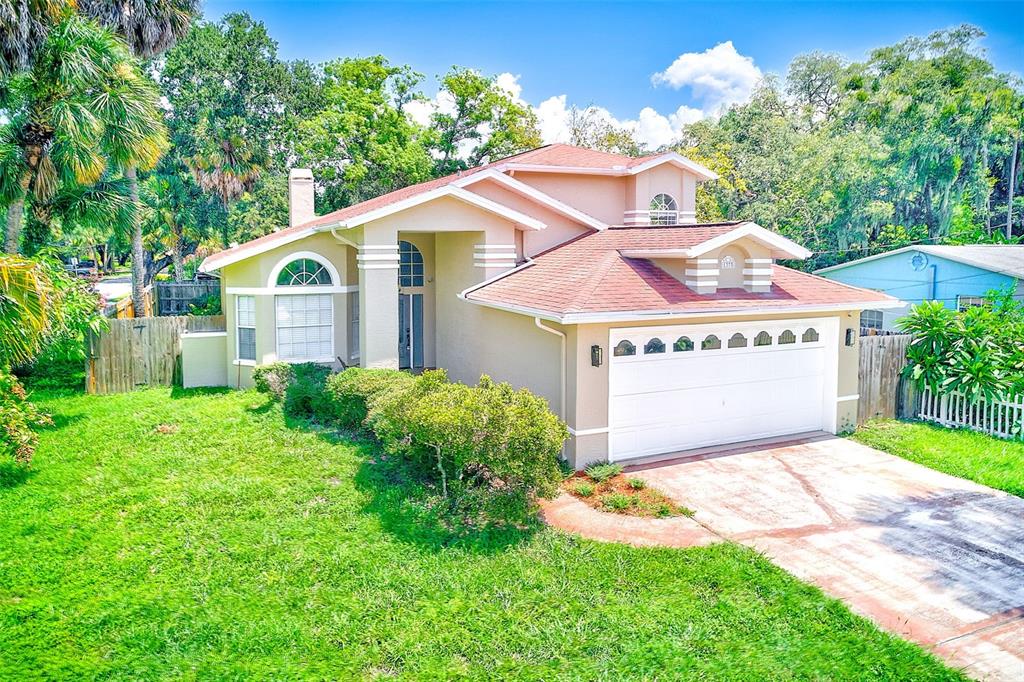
[815,245,1024,331]
[189,144,898,468]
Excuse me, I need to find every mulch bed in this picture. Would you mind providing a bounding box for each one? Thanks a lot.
[563,472,694,518]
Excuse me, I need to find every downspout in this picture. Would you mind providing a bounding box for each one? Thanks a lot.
[534,317,566,420]
[929,264,938,301]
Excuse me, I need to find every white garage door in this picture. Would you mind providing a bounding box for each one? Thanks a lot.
[609,318,837,462]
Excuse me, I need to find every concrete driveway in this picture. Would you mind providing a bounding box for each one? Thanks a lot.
[629,435,1024,681]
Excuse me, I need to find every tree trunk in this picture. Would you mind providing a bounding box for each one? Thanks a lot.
[4,197,25,253]
[171,223,185,282]
[126,166,147,318]
[1008,136,1019,240]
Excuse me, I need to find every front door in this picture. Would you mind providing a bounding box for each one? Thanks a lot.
[398,293,424,370]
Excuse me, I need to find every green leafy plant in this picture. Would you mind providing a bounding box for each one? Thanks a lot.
[251,362,294,400]
[0,368,52,464]
[600,493,632,512]
[571,481,595,498]
[627,477,646,490]
[187,291,222,316]
[321,367,416,428]
[283,363,333,420]
[584,462,623,483]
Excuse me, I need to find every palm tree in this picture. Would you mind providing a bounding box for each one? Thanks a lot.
[0,255,52,367]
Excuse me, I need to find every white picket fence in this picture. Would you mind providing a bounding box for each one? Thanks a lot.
[919,388,1024,440]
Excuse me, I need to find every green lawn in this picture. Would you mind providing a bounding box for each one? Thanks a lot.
[853,419,1024,498]
[0,389,960,679]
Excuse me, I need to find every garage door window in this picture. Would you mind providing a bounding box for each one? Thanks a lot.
[779,329,796,344]
[673,336,694,352]
[728,333,748,349]
[644,338,666,354]
[754,331,772,347]
[614,340,636,357]
[702,335,721,350]
[802,328,819,343]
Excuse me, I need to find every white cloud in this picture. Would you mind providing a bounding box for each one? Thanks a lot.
[652,41,762,113]
[531,97,703,151]
[494,72,525,103]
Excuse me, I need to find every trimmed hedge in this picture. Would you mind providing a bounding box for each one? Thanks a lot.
[322,367,416,428]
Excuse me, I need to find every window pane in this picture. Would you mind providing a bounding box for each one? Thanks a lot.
[673,336,693,352]
[613,340,635,357]
[754,331,772,347]
[779,330,796,344]
[860,310,883,330]
[276,294,334,361]
[802,328,819,343]
[277,258,333,286]
[728,333,747,348]
[644,337,665,354]
[237,327,256,361]
[236,295,255,327]
[702,335,721,350]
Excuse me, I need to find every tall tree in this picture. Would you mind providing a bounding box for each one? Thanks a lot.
[429,66,541,175]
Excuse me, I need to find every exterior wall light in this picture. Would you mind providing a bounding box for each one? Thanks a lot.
[591,344,603,367]
[845,328,856,347]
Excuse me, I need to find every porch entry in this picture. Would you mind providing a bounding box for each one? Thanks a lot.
[398,293,424,370]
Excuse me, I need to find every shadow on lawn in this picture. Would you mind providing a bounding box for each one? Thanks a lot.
[0,461,35,489]
[170,386,233,400]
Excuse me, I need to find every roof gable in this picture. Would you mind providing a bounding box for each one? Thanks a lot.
[816,245,1024,279]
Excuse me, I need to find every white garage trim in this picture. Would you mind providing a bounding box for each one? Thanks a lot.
[607,317,839,462]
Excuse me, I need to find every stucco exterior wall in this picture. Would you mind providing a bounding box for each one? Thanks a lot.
[627,165,699,223]
[219,231,355,388]
[181,332,228,388]
[511,172,627,225]
[433,230,563,412]
[562,309,861,468]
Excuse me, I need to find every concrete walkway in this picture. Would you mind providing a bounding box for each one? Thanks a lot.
[622,436,1024,681]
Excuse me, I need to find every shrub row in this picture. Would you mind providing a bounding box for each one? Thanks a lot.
[254,364,569,526]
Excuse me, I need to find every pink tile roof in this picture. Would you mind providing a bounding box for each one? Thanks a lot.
[466,224,896,318]
[202,144,645,271]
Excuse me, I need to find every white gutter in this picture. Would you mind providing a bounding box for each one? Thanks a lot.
[534,317,566,420]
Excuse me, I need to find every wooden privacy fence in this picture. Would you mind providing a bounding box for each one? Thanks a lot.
[107,286,154,319]
[155,280,220,316]
[86,315,225,394]
[857,333,918,424]
[919,388,1024,439]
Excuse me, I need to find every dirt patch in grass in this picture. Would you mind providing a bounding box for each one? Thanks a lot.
[563,472,694,518]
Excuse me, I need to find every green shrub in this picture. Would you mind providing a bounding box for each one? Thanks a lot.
[187,291,222,316]
[1,368,52,464]
[627,477,646,490]
[252,362,295,400]
[571,481,595,497]
[601,492,632,512]
[283,363,333,419]
[367,370,568,527]
[585,462,623,483]
[321,367,416,428]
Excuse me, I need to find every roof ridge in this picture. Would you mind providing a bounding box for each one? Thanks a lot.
[565,250,621,313]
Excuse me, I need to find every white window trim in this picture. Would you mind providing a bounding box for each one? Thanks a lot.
[956,295,987,311]
[275,293,335,364]
[267,251,341,289]
[227,285,357,296]
[235,295,257,363]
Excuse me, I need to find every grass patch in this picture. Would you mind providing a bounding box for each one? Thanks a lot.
[853,419,1024,498]
[0,389,961,679]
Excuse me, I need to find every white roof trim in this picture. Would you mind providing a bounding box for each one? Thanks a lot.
[460,295,906,325]
[199,227,317,273]
[618,222,811,261]
[453,170,608,231]
[815,244,1024,278]
[318,185,546,231]
[499,151,718,182]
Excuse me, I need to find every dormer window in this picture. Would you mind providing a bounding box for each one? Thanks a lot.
[720,255,736,270]
[649,194,678,225]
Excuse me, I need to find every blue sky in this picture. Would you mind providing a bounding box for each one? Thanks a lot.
[201,1,1024,148]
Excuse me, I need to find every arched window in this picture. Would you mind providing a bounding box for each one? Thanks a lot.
[802,328,820,343]
[728,333,748,349]
[779,329,796,345]
[276,258,334,286]
[754,331,772,347]
[720,255,737,270]
[702,334,721,351]
[644,337,666,354]
[399,240,424,287]
[649,193,678,225]
[673,336,694,352]
[613,340,636,357]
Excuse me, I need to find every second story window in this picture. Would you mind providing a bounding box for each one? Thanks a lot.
[649,194,678,225]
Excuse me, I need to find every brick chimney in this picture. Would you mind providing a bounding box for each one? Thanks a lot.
[288,168,315,227]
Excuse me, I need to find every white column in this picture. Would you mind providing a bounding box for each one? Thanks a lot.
[473,242,517,280]
[685,258,718,294]
[744,258,773,293]
[357,243,400,368]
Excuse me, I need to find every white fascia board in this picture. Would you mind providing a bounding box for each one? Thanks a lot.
[198,226,318,273]
[461,296,906,325]
[321,185,546,231]
[626,153,719,182]
[687,222,812,260]
[454,170,607,231]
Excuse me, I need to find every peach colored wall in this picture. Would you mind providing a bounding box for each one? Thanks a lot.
[467,178,593,256]
[511,172,626,225]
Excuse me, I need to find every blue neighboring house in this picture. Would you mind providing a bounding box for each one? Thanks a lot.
[816,245,1024,331]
